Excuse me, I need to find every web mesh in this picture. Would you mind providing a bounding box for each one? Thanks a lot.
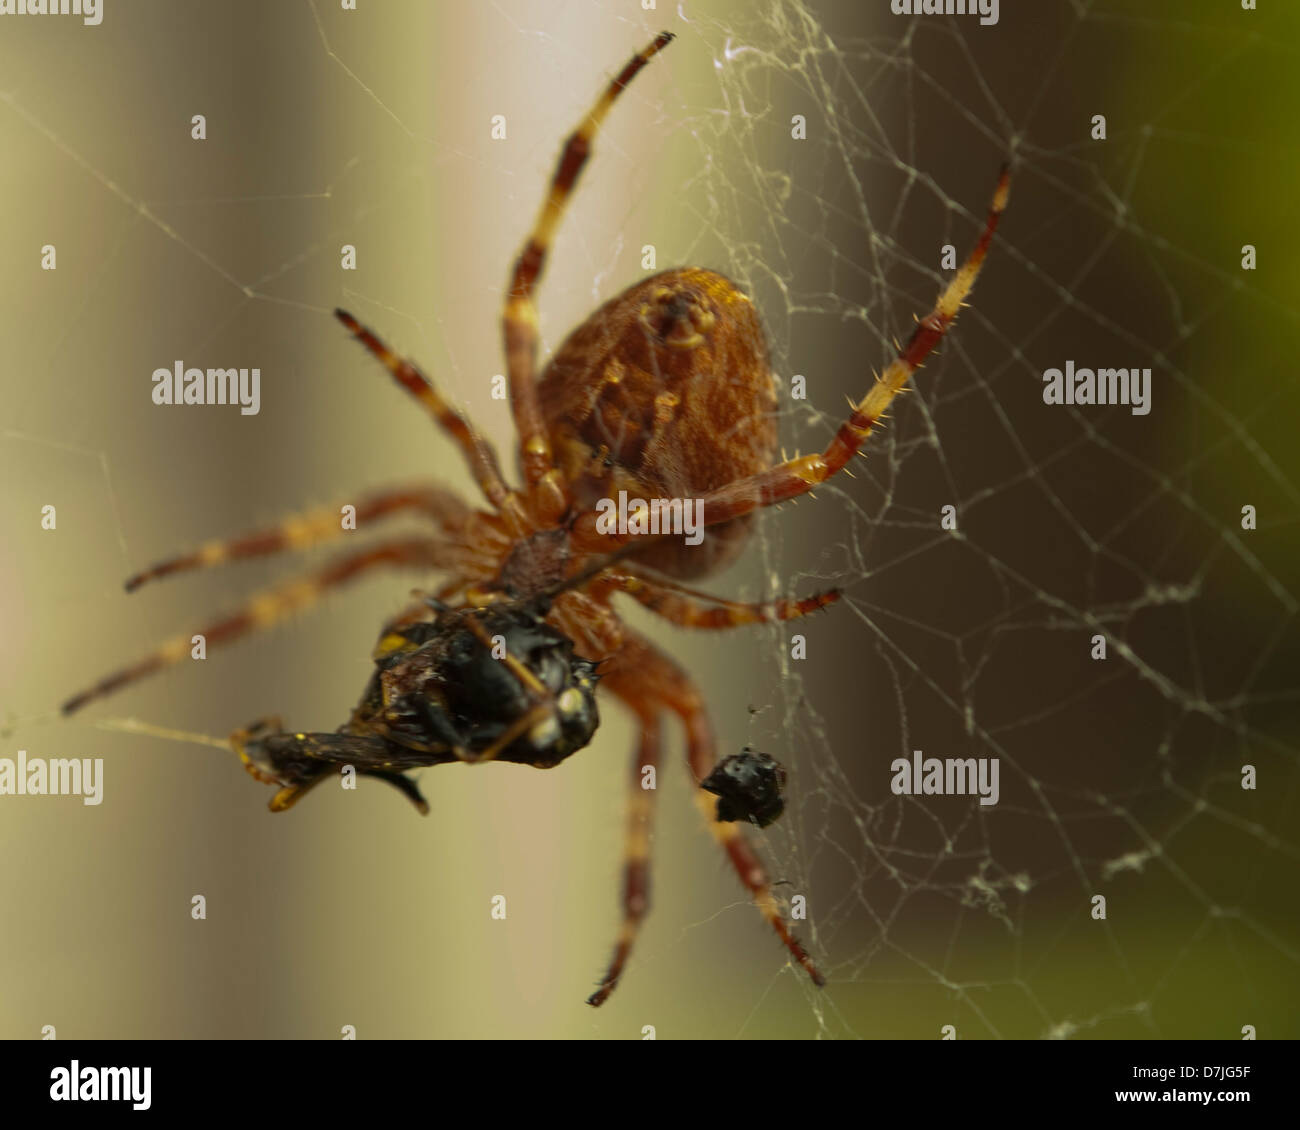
[680,0,1300,1038]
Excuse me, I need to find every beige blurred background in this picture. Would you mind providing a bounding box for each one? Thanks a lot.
[1,0,1296,1039]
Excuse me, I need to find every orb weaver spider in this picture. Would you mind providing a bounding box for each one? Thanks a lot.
[62,31,1008,1006]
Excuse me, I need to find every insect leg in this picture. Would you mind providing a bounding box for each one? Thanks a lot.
[231,719,433,814]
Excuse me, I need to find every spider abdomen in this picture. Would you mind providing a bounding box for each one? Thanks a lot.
[539,267,778,578]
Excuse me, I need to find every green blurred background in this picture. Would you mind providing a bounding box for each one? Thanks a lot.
[0,0,1296,1039]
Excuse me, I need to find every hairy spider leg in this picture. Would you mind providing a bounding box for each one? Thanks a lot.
[694,166,1010,523]
[600,631,825,998]
[122,484,470,592]
[504,31,676,489]
[602,570,841,628]
[587,706,662,1007]
[60,538,458,715]
[334,309,524,529]
[569,165,1010,552]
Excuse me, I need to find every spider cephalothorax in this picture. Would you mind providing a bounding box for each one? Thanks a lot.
[63,30,1007,1007]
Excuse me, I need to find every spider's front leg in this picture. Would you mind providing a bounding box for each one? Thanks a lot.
[697,166,1011,525]
[61,537,460,715]
[503,31,676,488]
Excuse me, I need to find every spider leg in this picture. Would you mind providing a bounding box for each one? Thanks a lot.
[568,165,1009,553]
[334,310,522,524]
[603,630,825,993]
[586,706,662,1007]
[123,484,470,592]
[504,31,676,487]
[603,570,840,629]
[693,166,1010,525]
[61,538,458,715]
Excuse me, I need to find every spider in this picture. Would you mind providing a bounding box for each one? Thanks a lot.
[62,31,1008,1007]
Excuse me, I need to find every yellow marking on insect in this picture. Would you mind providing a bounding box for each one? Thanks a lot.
[524,435,549,457]
[474,702,553,764]
[529,715,560,748]
[373,632,410,659]
[269,785,304,812]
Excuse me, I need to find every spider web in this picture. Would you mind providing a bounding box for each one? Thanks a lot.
[0,0,1296,1040]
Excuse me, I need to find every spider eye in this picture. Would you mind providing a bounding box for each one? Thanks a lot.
[701,749,788,829]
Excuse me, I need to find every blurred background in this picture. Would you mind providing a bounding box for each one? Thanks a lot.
[0,0,1296,1039]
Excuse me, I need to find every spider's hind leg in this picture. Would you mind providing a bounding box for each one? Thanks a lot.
[603,632,825,995]
[586,707,662,1007]
[605,570,840,629]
